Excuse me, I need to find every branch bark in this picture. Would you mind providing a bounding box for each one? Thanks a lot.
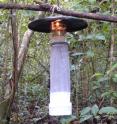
[10,0,18,102]
[109,0,116,105]
[0,3,116,23]
[17,29,34,80]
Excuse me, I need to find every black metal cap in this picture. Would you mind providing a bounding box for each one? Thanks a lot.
[28,16,88,33]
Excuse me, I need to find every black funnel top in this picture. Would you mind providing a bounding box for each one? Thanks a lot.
[28,16,88,33]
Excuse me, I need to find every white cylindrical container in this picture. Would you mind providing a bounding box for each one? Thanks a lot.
[49,36,72,116]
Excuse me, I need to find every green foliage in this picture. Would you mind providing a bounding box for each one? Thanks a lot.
[86,33,106,41]
[112,74,117,83]
[101,91,117,99]
[80,105,117,123]
[91,73,104,79]
[91,104,99,116]
[80,107,91,116]
[86,50,94,57]
[107,63,117,75]
[60,115,77,124]
[80,115,93,123]
[80,104,99,123]
[99,107,117,115]
[88,0,96,4]
[20,83,48,103]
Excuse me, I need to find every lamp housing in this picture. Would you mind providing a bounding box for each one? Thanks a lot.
[28,16,88,116]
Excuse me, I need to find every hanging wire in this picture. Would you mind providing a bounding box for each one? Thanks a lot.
[57,0,60,7]
[50,0,61,16]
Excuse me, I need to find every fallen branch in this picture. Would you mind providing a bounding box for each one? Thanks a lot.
[0,3,116,23]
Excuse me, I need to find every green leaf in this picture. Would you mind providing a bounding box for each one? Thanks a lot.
[101,92,111,98]
[22,10,36,17]
[91,104,99,116]
[95,33,106,41]
[98,76,108,83]
[80,115,93,123]
[80,107,91,116]
[71,52,85,57]
[86,33,106,41]
[86,34,95,40]
[91,73,103,79]
[99,107,117,114]
[86,50,94,57]
[60,115,77,124]
[88,0,96,4]
[113,92,117,98]
[71,65,76,71]
[112,74,117,83]
[107,63,117,75]
[92,85,100,90]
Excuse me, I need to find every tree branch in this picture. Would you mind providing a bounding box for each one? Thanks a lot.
[109,0,116,106]
[17,29,34,80]
[10,0,18,100]
[0,3,116,23]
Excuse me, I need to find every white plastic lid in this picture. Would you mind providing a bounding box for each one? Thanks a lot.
[49,92,72,116]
